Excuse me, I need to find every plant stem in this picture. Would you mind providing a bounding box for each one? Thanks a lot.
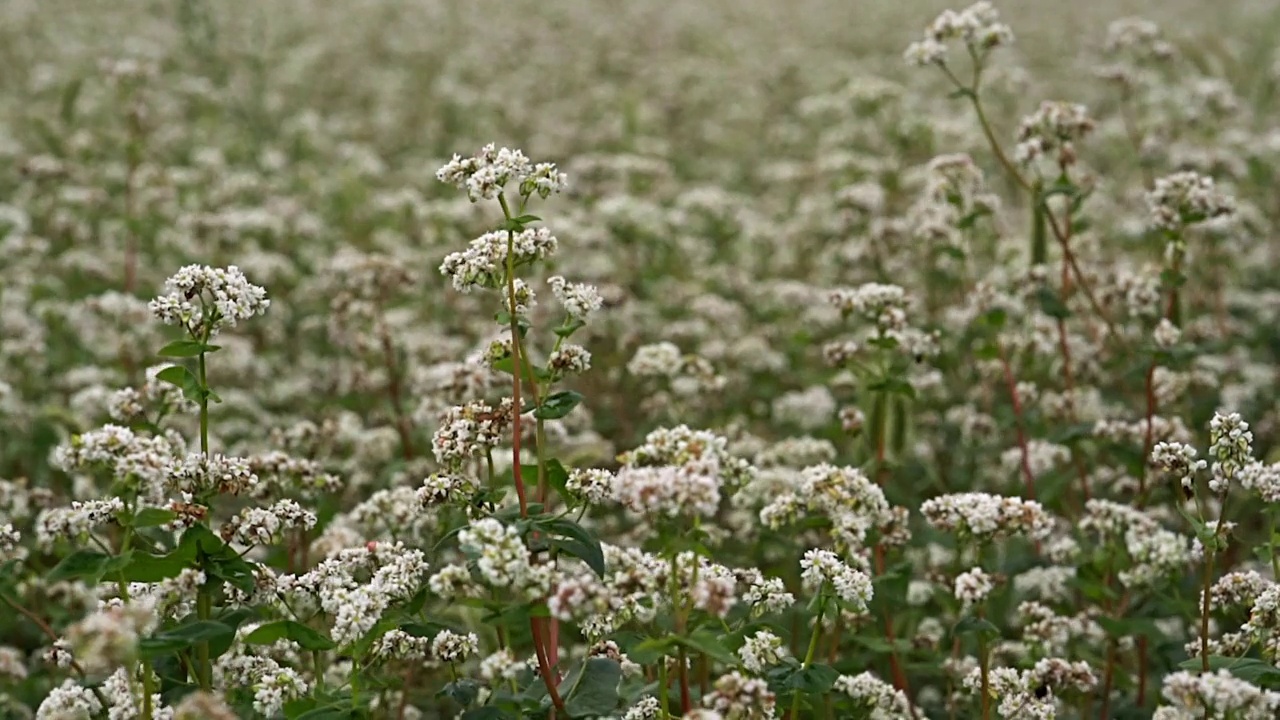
[497,192,564,713]
[141,663,154,720]
[196,590,212,690]
[659,658,670,718]
[196,345,213,691]
[978,632,992,720]
[789,594,827,720]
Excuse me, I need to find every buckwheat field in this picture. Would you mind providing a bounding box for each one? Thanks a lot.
[6,0,1280,718]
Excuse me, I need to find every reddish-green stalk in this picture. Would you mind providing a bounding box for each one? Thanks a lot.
[871,399,918,718]
[499,193,563,713]
[996,341,1036,499]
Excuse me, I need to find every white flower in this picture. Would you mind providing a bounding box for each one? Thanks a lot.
[800,549,873,611]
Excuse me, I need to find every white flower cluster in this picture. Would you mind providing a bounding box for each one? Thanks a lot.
[280,542,429,646]
[440,227,559,292]
[954,567,995,611]
[1145,171,1236,232]
[220,499,317,546]
[35,679,103,719]
[740,569,795,616]
[738,630,786,673]
[702,671,776,720]
[548,275,603,322]
[436,144,567,202]
[965,658,1097,718]
[619,425,756,489]
[51,424,178,501]
[63,597,159,675]
[1151,441,1206,492]
[903,1,1013,66]
[921,492,1055,541]
[829,283,909,332]
[834,671,915,718]
[431,398,514,469]
[1014,101,1096,167]
[431,630,479,663]
[35,498,124,547]
[565,467,615,505]
[149,264,270,336]
[1207,411,1253,494]
[612,464,720,518]
[759,464,894,551]
[1153,669,1280,719]
[800,549,874,611]
[166,452,259,496]
[457,518,549,596]
[1239,461,1280,502]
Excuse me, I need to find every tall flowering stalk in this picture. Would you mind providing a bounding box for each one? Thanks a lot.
[436,144,572,710]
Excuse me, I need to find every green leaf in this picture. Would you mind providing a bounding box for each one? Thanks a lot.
[440,679,482,708]
[626,636,676,665]
[59,78,84,124]
[562,658,622,717]
[244,620,337,651]
[533,390,585,420]
[952,616,1001,642]
[140,620,235,656]
[783,663,840,693]
[536,517,605,577]
[675,629,738,665]
[157,340,220,358]
[461,709,517,720]
[1095,616,1164,640]
[1035,286,1071,320]
[1177,656,1280,687]
[293,706,359,720]
[545,459,570,498]
[155,365,203,404]
[120,551,189,583]
[866,377,916,400]
[554,318,586,338]
[132,507,177,528]
[46,548,115,584]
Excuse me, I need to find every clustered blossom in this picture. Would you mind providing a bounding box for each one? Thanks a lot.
[738,630,786,673]
[1014,101,1096,167]
[759,464,896,551]
[834,672,915,717]
[702,671,776,719]
[1145,171,1236,232]
[431,398,514,468]
[1151,441,1206,492]
[456,518,548,594]
[1153,670,1280,719]
[35,498,123,547]
[965,659,1097,718]
[800,549,873,611]
[167,452,259,496]
[1207,411,1253,493]
[921,492,1055,541]
[954,567,995,611]
[280,542,429,646]
[740,570,795,617]
[436,144,567,201]
[62,598,159,675]
[548,275,604,322]
[148,264,270,336]
[431,630,479,663]
[439,227,559,292]
[220,499,317,546]
[903,1,1013,66]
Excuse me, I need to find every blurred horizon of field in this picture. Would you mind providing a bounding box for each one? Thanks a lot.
[2,0,1277,172]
